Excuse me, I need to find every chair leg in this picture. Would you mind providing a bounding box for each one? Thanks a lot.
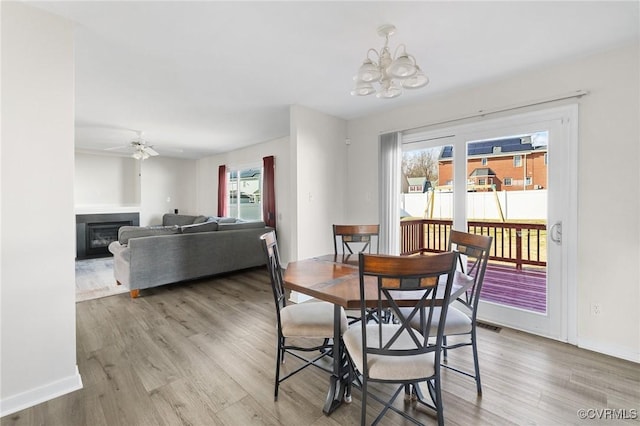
[471,327,482,395]
[442,335,448,362]
[434,378,444,426]
[404,384,412,401]
[274,348,280,401]
[360,380,367,426]
[274,336,285,401]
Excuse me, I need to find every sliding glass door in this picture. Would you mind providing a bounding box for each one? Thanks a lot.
[399,106,577,340]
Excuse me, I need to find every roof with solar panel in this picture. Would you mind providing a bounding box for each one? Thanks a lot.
[439,137,547,160]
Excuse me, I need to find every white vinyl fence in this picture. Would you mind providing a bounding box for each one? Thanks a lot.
[401,190,547,221]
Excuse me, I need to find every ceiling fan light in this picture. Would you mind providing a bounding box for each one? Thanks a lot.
[351,81,376,96]
[388,54,417,78]
[132,151,143,160]
[357,59,382,83]
[402,67,429,89]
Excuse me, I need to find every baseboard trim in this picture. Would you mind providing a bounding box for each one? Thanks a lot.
[0,366,83,417]
[578,338,640,364]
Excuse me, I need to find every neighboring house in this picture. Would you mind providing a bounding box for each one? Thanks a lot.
[405,177,428,193]
[438,138,547,191]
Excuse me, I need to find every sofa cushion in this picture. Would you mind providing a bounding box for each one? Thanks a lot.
[162,214,200,226]
[218,221,266,231]
[192,215,208,224]
[208,216,237,224]
[180,221,219,233]
[118,225,180,245]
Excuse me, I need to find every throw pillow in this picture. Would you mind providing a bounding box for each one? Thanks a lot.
[118,225,180,245]
[180,221,219,233]
[192,215,208,224]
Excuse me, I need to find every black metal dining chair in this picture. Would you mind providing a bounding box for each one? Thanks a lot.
[405,229,493,395]
[259,230,348,401]
[333,224,380,256]
[343,251,458,426]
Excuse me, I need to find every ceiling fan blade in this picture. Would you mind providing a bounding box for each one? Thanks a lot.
[145,147,159,156]
[104,144,130,151]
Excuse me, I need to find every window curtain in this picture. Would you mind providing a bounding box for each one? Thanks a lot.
[217,164,227,217]
[379,132,401,255]
[262,155,276,229]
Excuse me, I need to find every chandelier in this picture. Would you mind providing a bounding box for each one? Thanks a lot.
[351,24,429,99]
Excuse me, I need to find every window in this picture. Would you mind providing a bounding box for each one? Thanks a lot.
[504,177,513,186]
[525,176,532,186]
[478,178,486,186]
[228,166,262,221]
[481,157,488,166]
[513,155,522,167]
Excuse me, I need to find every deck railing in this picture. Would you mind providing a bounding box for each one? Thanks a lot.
[400,218,547,269]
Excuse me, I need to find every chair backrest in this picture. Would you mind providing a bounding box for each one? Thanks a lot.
[333,224,380,255]
[358,251,458,361]
[260,231,287,318]
[447,229,493,316]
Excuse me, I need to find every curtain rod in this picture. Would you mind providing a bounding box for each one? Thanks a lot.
[383,89,588,135]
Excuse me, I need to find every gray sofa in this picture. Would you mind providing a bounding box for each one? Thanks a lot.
[108,213,273,297]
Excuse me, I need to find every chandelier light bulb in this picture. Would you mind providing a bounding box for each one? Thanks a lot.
[351,81,376,96]
[402,66,429,89]
[388,54,417,78]
[357,58,382,83]
[376,79,402,99]
[351,24,428,99]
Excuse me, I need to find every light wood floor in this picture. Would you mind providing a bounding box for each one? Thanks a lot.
[4,267,639,425]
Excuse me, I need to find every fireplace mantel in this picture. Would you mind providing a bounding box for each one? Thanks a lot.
[75,205,140,215]
[76,212,140,259]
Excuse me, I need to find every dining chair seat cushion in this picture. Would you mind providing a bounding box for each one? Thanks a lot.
[401,306,471,336]
[281,301,347,338]
[403,306,472,335]
[344,324,436,381]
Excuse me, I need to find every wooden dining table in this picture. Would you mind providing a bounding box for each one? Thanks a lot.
[282,253,474,415]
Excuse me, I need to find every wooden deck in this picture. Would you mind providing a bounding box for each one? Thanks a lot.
[479,262,547,313]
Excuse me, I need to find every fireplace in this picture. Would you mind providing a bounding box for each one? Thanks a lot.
[76,213,139,259]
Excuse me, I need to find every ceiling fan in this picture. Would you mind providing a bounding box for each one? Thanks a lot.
[105,130,160,160]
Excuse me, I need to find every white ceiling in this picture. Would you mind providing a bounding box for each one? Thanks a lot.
[28,1,639,159]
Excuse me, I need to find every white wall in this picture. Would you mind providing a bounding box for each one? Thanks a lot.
[74,153,196,226]
[290,105,348,260]
[139,156,197,225]
[347,44,640,362]
[75,152,140,208]
[195,105,348,265]
[1,2,82,416]
[195,136,291,261]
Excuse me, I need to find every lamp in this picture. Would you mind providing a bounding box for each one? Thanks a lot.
[351,24,429,99]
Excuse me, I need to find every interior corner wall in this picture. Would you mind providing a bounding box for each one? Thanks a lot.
[290,105,348,260]
[346,43,640,362]
[74,152,140,208]
[194,136,291,262]
[1,2,82,416]
[139,156,198,226]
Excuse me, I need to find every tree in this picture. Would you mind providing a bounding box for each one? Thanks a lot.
[402,149,439,183]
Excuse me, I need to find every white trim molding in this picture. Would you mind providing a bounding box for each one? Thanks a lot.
[0,366,83,417]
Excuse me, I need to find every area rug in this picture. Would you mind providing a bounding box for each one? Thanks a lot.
[75,257,128,302]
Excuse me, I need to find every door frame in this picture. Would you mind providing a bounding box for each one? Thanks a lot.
[401,104,578,343]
